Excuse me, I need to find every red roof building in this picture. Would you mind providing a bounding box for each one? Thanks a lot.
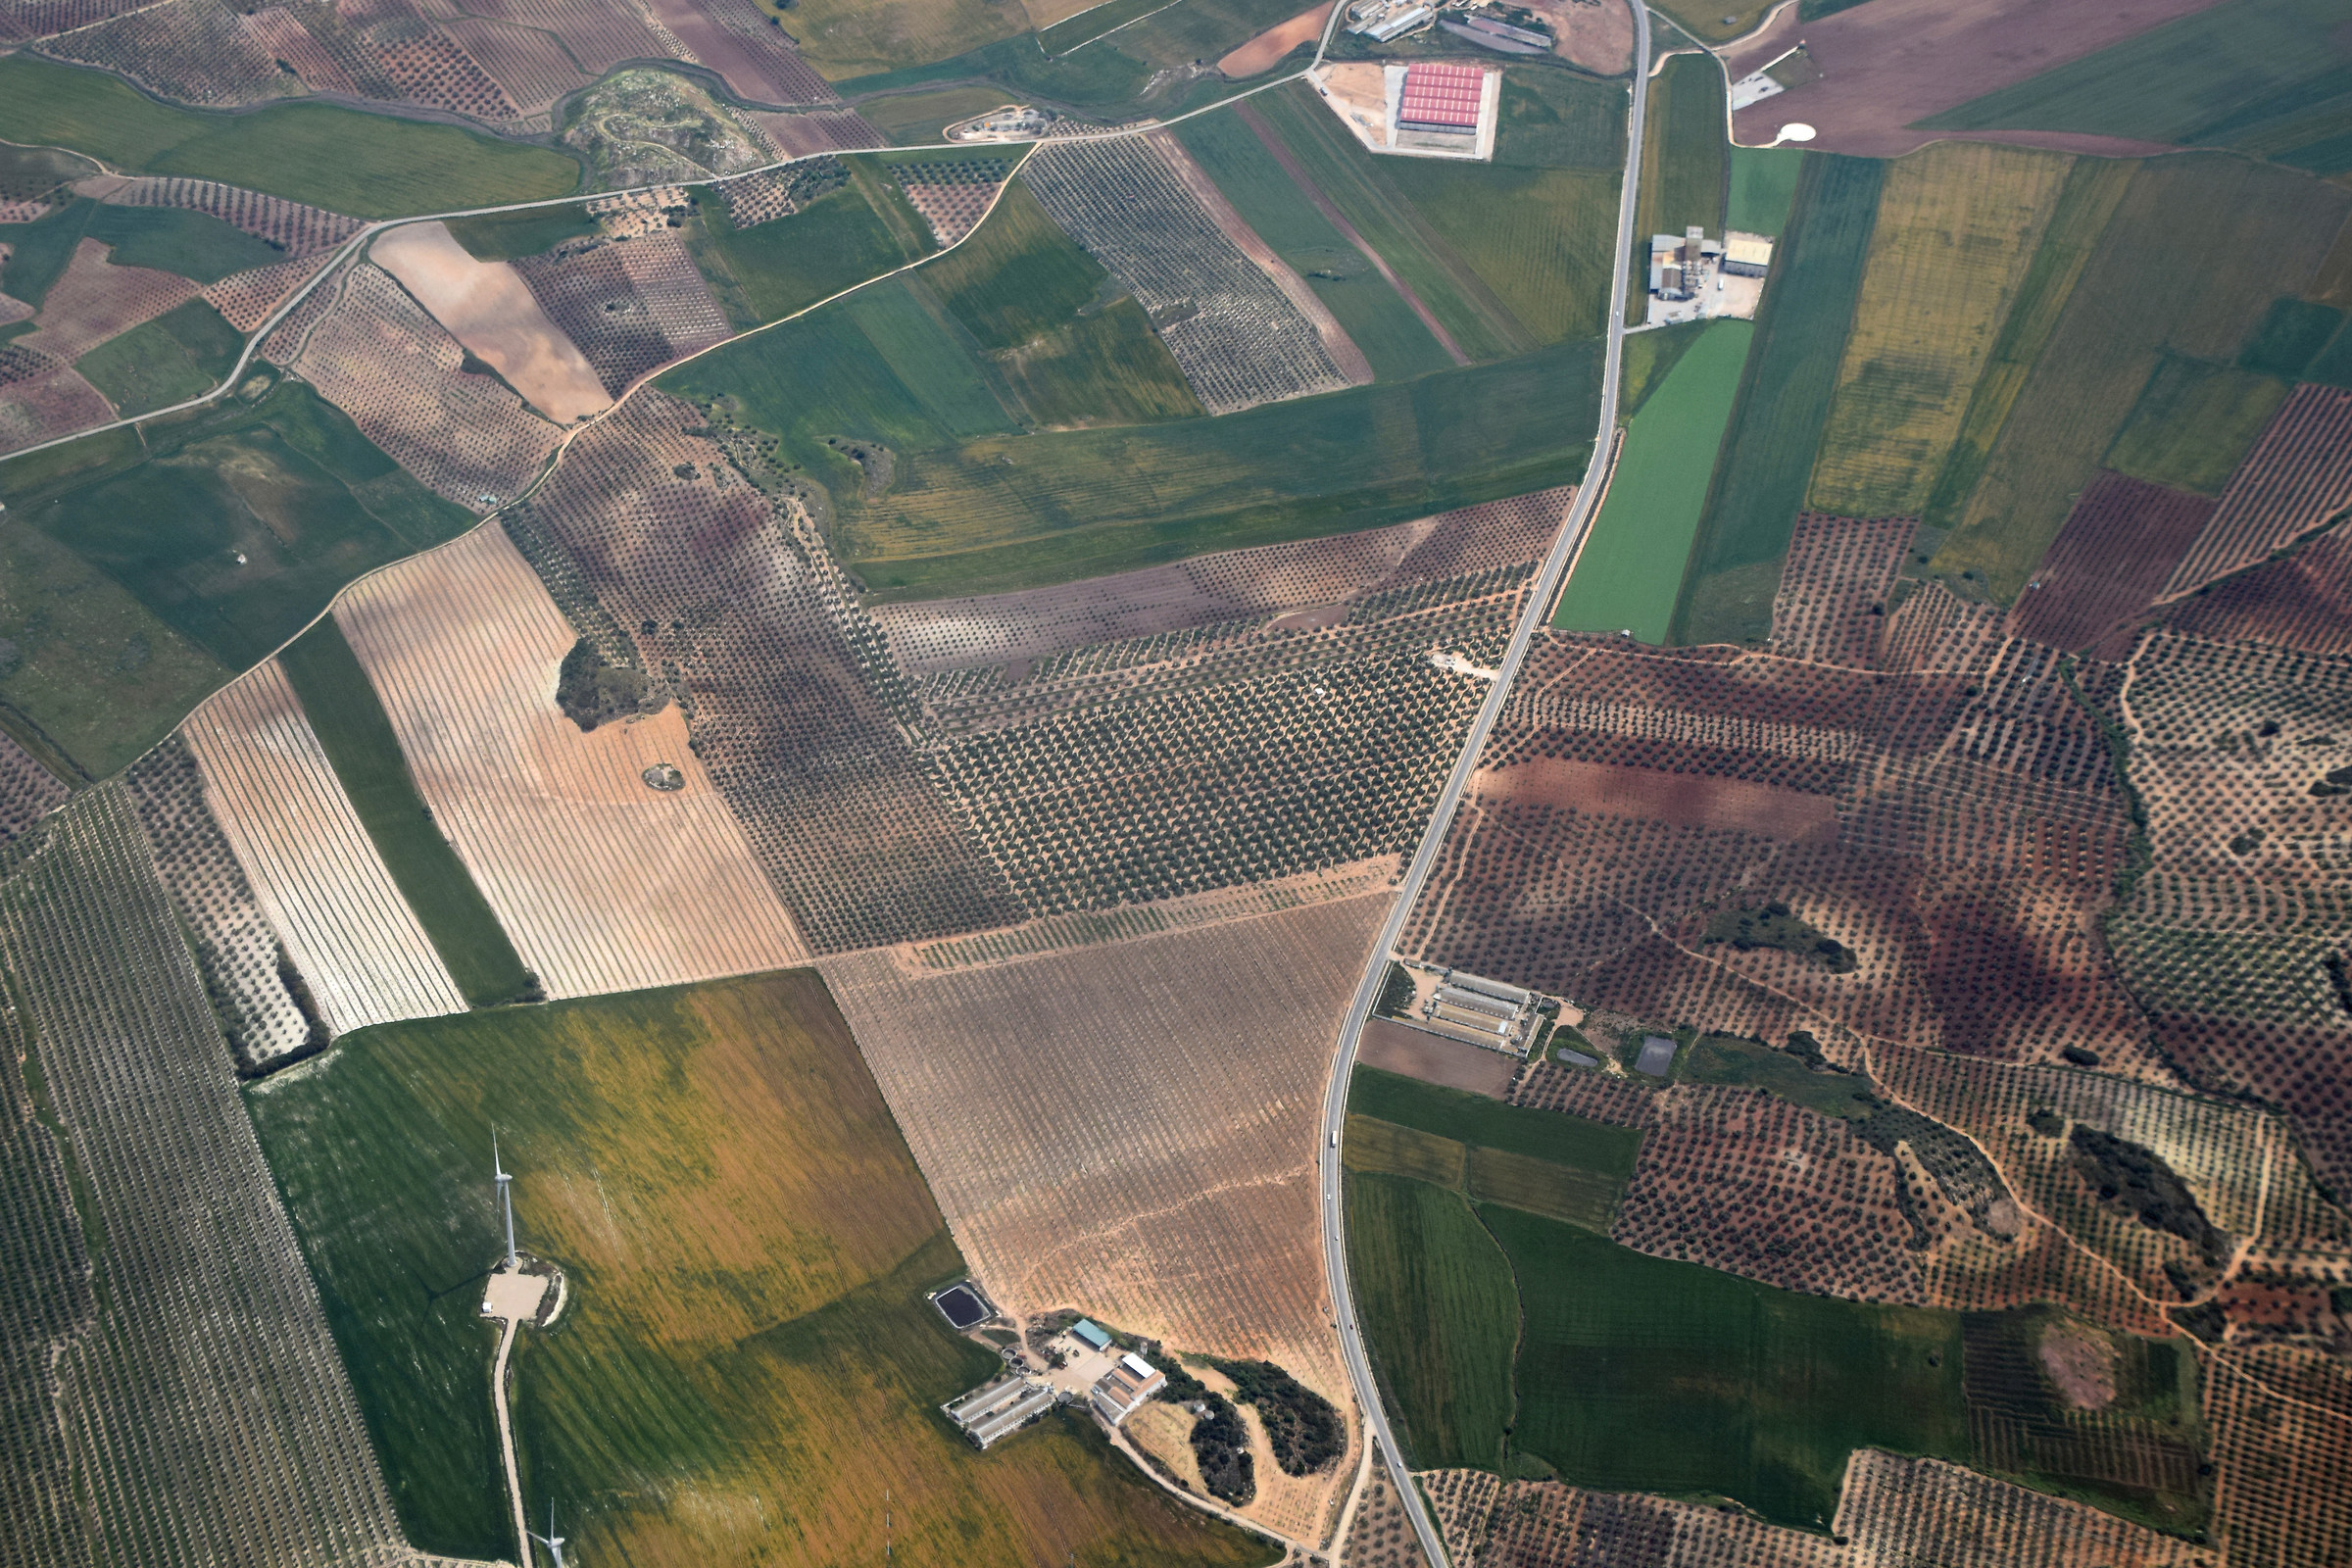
[1397,61,1485,132]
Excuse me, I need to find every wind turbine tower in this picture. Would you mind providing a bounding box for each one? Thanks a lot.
[528,1501,567,1568]
[493,1131,517,1271]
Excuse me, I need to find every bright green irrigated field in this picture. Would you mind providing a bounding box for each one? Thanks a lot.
[1806,142,2074,518]
[687,169,934,329]
[1346,1171,1520,1471]
[1494,68,1628,172]
[1173,110,1454,380]
[74,298,243,416]
[2104,355,2290,496]
[443,204,598,262]
[1932,155,2347,601]
[1349,1066,1644,1183]
[1667,153,1880,647]
[1490,1207,1971,1529]
[248,972,1277,1568]
[1914,0,2352,174]
[1727,146,1803,236]
[25,381,471,672]
[1555,318,1752,644]
[277,618,534,1008]
[0,58,580,218]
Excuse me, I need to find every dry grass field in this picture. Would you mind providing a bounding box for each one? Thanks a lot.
[369,220,610,423]
[178,658,467,1034]
[820,893,1385,1546]
[332,523,809,998]
[292,263,561,508]
[1807,142,2074,518]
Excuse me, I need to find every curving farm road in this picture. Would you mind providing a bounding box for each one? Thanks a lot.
[1314,8,1653,1563]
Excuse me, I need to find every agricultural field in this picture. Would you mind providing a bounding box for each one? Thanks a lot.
[2159,383,2352,595]
[74,297,242,416]
[514,229,734,396]
[329,523,810,999]
[2101,355,2289,497]
[1806,142,2074,519]
[0,57,581,218]
[1628,54,1726,322]
[820,895,1383,1544]
[177,661,468,1036]
[2002,471,2213,655]
[1931,155,2346,604]
[370,221,609,423]
[1555,318,1752,643]
[1670,153,1881,647]
[1494,68,1628,172]
[248,969,1273,1567]
[1727,146,1803,236]
[0,788,416,1566]
[1915,0,2352,173]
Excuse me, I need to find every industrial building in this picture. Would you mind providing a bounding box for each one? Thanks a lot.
[1396,61,1484,138]
[1645,226,1772,323]
[1089,1352,1168,1426]
[1723,233,1774,276]
[943,1375,1059,1449]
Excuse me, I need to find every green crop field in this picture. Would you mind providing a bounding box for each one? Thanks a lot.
[249,972,1275,1567]
[1250,86,1530,362]
[688,170,932,329]
[2103,356,2288,496]
[858,84,1021,144]
[1345,1112,1471,1186]
[83,202,283,282]
[1490,1208,1970,1528]
[1806,142,2073,518]
[2310,319,2352,389]
[1345,1108,1629,1234]
[671,317,1599,596]
[993,300,1206,426]
[25,381,470,672]
[1639,54,1727,240]
[1380,158,1621,347]
[918,179,1102,349]
[1915,0,2352,174]
[1667,153,1881,647]
[1173,111,1453,380]
[1680,1034,1876,1121]
[1495,69,1628,172]
[1920,158,2133,537]
[1346,1171,1520,1470]
[1349,1066,1644,1176]
[0,514,226,780]
[2238,295,2344,378]
[1652,0,1775,44]
[777,0,1021,82]
[1037,0,1167,55]
[1556,318,1753,644]
[277,618,534,1007]
[1618,318,1706,416]
[442,204,599,263]
[0,58,579,218]
[1727,147,1803,236]
[74,298,243,416]
[1932,155,2346,602]
[0,200,103,310]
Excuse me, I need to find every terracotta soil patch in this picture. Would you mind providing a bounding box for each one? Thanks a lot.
[1472,755,1838,841]
[1218,3,1330,78]
[371,221,611,423]
[638,0,832,105]
[1726,0,2229,158]
[1359,1013,1519,1098]
[17,237,197,363]
[332,523,811,999]
[2036,1316,2118,1410]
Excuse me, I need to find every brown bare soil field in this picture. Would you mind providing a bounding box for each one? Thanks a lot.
[293,263,562,506]
[0,360,115,452]
[1766,514,1915,667]
[2007,470,2212,656]
[513,229,728,394]
[362,24,519,120]
[1509,1057,1657,1126]
[1149,128,1373,388]
[899,162,1012,247]
[1471,756,1838,841]
[749,108,888,155]
[1218,3,1328,77]
[1339,1459,1430,1568]
[332,522,811,998]
[641,0,834,105]
[1613,1083,1926,1303]
[1424,1471,1848,1568]
[1528,0,1634,76]
[16,236,198,362]
[818,894,1384,1544]
[370,220,610,422]
[236,5,359,95]
[2161,384,2352,599]
[873,486,1569,673]
[2163,527,2352,657]
[1835,1449,2215,1568]
[1359,1014,1520,1098]
[102,176,363,257]
[200,251,333,332]
[439,15,592,112]
[179,658,469,1034]
[1725,0,2227,158]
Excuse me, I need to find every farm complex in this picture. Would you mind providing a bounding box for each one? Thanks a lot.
[2,2,2351,1567]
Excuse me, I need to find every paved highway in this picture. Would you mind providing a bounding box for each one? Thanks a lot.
[1316,10,1653,1563]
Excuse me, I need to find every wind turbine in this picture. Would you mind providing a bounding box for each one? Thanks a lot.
[528,1500,566,1568]
[493,1130,517,1271]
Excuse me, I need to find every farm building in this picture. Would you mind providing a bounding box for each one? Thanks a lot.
[943,1375,1058,1449]
[1396,62,1484,137]
[1090,1352,1167,1425]
[1070,1318,1113,1352]
[1723,232,1774,276]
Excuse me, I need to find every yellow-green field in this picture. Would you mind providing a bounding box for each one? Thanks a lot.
[1806,142,2074,517]
[250,972,1275,1568]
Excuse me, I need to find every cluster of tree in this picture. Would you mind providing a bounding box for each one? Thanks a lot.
[554,638,654,732]
[1154,1364,1252,1505]
[1703,901,1857,973]
[1208,1358,1345,1476]
[1374,962,1416,1019]
[2070,1126,2229,1265]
